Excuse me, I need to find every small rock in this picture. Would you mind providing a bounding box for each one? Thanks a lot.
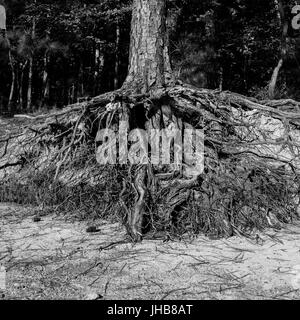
[85,292,103,300]
[33,216,41,223]
[86,226,99,233]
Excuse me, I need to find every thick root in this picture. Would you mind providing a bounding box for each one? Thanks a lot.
[127,166,147,242]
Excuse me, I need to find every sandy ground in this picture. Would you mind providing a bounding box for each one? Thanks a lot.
[1,203,300,300]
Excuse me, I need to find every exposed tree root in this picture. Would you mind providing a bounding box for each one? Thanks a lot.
[1,82,300,241]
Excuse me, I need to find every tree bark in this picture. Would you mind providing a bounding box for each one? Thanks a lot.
[123,0,173,93]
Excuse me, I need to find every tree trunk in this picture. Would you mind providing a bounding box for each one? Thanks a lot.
[123,0,173,93]
[269,0,288,99]
[269,58,283,99]
[93,39,104,95]
[77,62,84,101]
[27,0,36,111]
[119,0,205,242]
[40,51,50,108]
[114,20,121,90]
[120,0,175,241]
[119,0,200,242]
[19,61,27,111]
[8,50,16,113]
[219,66,223,91]
[27,56,33,111]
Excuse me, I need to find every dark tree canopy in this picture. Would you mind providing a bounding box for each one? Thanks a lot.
[1,0,300,114]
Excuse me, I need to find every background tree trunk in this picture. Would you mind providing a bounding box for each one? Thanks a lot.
[8,50,15,113]
[19,61,27,111]
[27,56,33,111]
[40,51,50,108]
[269,0,288,99]
[27,23,36,111]
[114,20,121,90]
